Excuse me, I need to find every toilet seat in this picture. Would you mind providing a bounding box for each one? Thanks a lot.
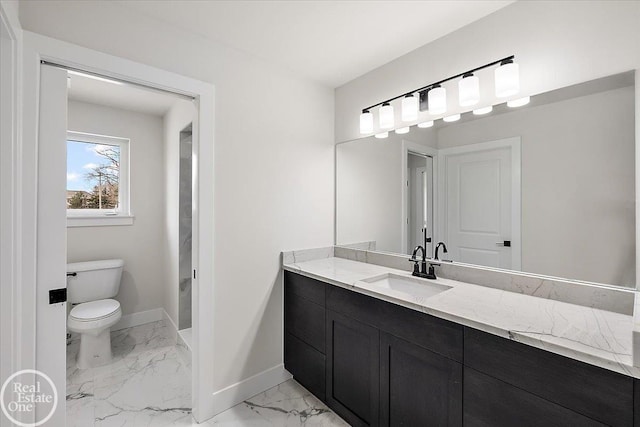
[67,299,122,336]
[70,299,120,321]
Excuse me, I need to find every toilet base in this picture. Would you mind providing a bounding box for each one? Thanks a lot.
[77,328,113,369]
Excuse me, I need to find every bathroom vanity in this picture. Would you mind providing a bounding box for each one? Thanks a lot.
[282,251,639,427]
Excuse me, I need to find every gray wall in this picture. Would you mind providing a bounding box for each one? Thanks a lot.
[437,86,635,286]
[67,100,168,315]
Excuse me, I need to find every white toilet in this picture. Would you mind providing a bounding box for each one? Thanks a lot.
[66,259,124,369]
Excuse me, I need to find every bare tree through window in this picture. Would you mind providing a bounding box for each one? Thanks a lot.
[67,141,120,210]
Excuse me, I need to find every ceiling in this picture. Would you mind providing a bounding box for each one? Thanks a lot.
[67,71,182,116]
[114,0,514,88]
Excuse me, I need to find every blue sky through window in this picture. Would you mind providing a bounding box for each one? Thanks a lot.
[67,140,119,192]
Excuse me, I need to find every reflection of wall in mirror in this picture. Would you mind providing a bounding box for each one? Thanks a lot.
[337,84,635,287]
[438,85,635,287]
[336,132,435,254]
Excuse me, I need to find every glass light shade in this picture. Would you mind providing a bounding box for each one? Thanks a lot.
[428,86,447,115]
[473,106,493,115]
[495,62,520,98]
[507,96,530,108]
[401,95,418,122]
[417,121,434,128]
[374,132,389,139]
[395,127,410,134]
[379,103,394,129]
[359,111,373,134]
[458,75,480,106]
[443,114,461,122]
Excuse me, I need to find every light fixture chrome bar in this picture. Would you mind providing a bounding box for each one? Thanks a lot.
[41,60,196,101]
[362,55,515,112]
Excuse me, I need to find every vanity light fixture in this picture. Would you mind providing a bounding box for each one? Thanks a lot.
[443,114,461,122]
[358,55,516,134]
[379,102,394,129]
[473,106,493,115]
[495,59,520,98]
[417,121,434,128]
[507,96,530,107]
[375,132,389,139]
[359,109,373,134]
[401,94,419,122]
[395,127,410,134]
[428,85,447,115]
[459,73,480,106]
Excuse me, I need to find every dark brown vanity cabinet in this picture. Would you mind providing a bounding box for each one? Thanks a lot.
[284,271,637,426]
[380,333,462,427]
[326,310,380,426]
[284,271,327,401]
[285,271,464,426]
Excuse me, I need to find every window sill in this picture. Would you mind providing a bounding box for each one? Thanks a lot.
[67,215,135,228]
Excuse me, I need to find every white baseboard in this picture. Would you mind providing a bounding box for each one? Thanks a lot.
[112,307,165,331]
[211,364,292,416]
[162,308,179,333]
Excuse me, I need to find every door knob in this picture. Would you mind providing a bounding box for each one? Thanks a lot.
[495,240,511,247]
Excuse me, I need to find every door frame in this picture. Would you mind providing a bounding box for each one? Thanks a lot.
[21,31,216,422]
[401,140,438,255]
[437,137,522,270]
[0,5,33,427]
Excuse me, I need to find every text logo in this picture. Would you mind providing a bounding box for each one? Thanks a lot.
[1,369,58,426]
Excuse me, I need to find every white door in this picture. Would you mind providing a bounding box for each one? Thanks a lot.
[439,138,521,269]
[36,64,68,426]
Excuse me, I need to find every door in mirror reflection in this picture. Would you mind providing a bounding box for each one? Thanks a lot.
[407,152,434,255]
[439,139,520,270]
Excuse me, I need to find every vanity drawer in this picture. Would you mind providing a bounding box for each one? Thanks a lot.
[464,327,633,427]
[285,333,325,402]
[284,271,326,306]
[284,288,325,353]
[464,367,606,427]
[326,285,462,362]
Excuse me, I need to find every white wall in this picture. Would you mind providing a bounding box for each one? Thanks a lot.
[336,132,434,253]
[163,100,195,328]
[335,1,640,142]
[438,87,635,286]
[18,0,335,396]
[67,100,167,316]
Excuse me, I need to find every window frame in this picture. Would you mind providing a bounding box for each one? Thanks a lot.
[66,131,133,227]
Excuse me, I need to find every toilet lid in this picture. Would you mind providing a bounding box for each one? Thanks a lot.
[70,299,120,321]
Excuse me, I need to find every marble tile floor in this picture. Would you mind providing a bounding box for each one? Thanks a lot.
[67,320,347,426]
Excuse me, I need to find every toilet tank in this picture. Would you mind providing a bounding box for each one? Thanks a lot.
[66,259,124,304]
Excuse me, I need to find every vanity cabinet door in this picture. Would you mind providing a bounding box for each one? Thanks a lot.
[464,327,633,427]
[464,367,606,427]
[380,333,462,427]
[284,272,327,401]
[326,310,380,427]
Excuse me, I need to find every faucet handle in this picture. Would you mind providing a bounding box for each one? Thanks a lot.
[408,258,420,275]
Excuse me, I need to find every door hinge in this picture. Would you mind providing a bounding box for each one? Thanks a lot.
[193,269,197,279]
[49,288,67,304]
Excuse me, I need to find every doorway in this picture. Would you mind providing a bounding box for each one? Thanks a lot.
[23,34,215,424]
[61,65,200,424]
[407,152,434,255]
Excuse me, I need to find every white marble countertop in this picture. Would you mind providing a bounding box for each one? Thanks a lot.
[283,256,639,378]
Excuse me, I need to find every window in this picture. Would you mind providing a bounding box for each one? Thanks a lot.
[66,131,132,226]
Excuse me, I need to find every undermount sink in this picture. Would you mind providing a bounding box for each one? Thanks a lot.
[360,273,452,300]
